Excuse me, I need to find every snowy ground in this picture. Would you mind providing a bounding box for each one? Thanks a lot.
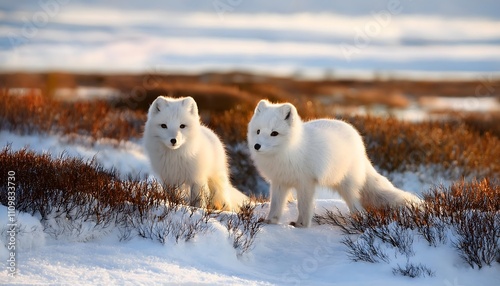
[1,132,498,285]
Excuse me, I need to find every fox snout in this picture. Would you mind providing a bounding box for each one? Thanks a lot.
[254,143,261,151]
[166,136,182,149]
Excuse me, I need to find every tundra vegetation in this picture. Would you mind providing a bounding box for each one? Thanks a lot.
[1,72,499,274]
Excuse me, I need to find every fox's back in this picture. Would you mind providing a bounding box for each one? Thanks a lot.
[299,119,368,183]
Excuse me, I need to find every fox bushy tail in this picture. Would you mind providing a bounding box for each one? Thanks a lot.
[361,165,422,209]
[229,187,250,210]
[209,175,249,211]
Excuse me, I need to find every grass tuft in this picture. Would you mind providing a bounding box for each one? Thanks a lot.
[392,262,435,278]
[315,179,500,270]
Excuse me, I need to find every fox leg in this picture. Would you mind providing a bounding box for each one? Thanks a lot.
[190,183,208,208]
[293,182,315,227]
[265,183,290,224]
[337,176,364,213]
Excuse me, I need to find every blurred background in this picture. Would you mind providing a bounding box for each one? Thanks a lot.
[1,0,500,77]
[1,0,499,121]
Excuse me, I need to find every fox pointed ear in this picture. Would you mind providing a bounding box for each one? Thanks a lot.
[182,96,198,116]
[255,100,270,114]
[153,96,169,113]
[281,103,296,123]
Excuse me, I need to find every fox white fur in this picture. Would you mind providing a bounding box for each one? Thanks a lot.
[143,96,248,211]
[248,100,421,227]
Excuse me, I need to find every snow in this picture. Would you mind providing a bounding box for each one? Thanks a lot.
[54,87,122,102]
[1,132,499,285]
[2,200,499,285]
[0,131,152,180]
[418,96,500,113]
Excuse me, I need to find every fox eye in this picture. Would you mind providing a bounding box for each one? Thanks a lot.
[270,131,279,136]
[257,129,260,135]
[180,124,186,129]
[160,124,167,129]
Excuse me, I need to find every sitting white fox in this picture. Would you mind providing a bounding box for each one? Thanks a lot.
[143,96,248,211]
[247,100,421,227]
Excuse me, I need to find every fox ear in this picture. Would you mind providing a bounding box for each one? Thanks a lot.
[255,100,270,114]
[182,96,198,116]
[153,96,169,113]
[281,103,296,123]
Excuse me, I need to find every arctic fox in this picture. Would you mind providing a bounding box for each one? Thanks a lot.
[143,96,248,211]
[248,100,421,227]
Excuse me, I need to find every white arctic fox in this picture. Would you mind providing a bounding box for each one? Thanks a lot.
[248,100,421,227]
[143,96,248,211]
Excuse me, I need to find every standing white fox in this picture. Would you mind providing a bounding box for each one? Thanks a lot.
[143,96,248,211]
[248,100,421,227]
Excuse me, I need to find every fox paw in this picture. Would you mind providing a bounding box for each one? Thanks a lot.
[262,217,279,224]
[289,221,307,228]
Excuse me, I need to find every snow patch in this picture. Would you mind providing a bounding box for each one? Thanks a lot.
[0,206,45,261]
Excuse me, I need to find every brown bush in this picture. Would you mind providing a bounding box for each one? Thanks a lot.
[208,108,254,144]
[112,83,258,113]
[220,202,265,256]
[0,91,146,140]
[0,146,155,223]
[461,112,500,138]
[315,179,500,270]
[347,116,500,177]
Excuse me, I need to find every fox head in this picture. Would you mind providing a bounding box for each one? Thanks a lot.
[247,100,302,155]
[146,96,200,150]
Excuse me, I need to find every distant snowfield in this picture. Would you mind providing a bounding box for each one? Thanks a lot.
[1,5,500,78]
[2,132,499,285]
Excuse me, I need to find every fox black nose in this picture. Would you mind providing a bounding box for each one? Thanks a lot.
[170,138,177,145]
[254,144,261,150]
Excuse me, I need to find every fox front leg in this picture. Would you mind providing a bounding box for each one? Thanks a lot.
[265,183,290,224]
[291,182,315,227]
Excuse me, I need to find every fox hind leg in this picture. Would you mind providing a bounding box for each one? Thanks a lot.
[190,183,209,208]
[336,176,364,213]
